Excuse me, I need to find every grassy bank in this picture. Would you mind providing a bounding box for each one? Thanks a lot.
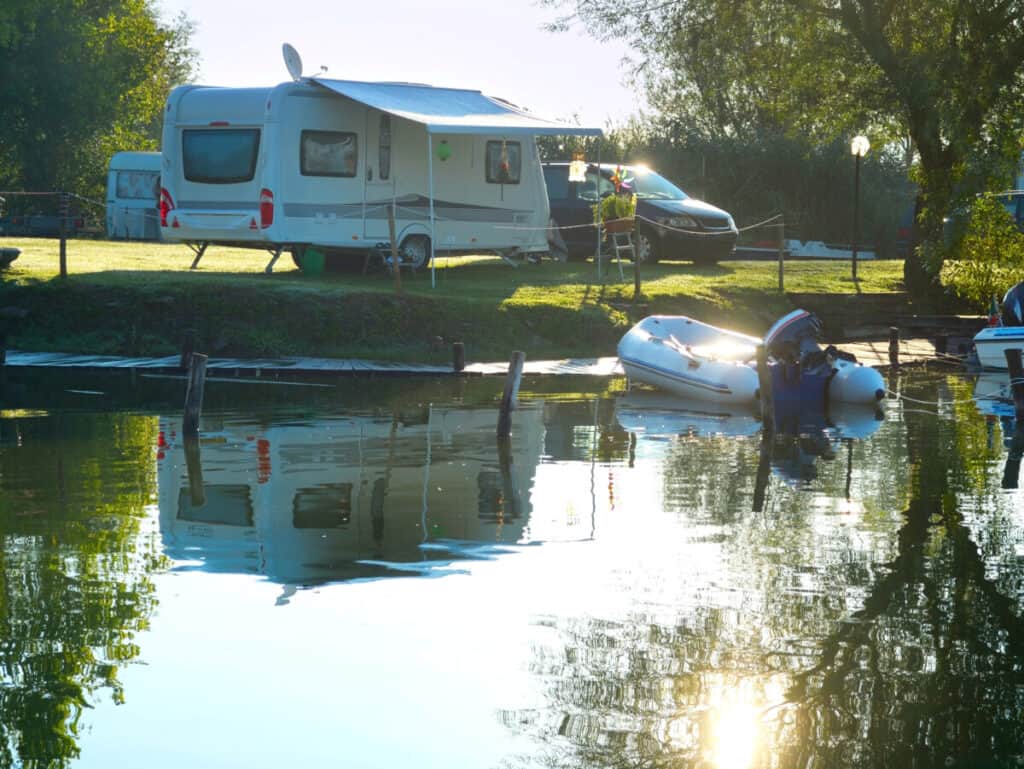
[0,238,910,363]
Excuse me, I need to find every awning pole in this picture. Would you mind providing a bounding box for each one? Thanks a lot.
[596,141,602,282]
[428,132,436,288]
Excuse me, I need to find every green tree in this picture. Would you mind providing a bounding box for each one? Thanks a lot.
[544,0,1024,291]
[0,0,195,203]
[940,194,1024,307]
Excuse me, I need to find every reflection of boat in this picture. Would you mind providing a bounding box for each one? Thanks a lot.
[617,310,885,406]
[616,390,884,442]
[615,391,761,437]
[973,371,1017,418]
[156,406,545,586]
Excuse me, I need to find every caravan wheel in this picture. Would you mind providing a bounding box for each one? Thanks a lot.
[400,235,431,269]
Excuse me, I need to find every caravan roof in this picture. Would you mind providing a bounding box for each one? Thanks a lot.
[311,78,602,137]
[109,151,161,172]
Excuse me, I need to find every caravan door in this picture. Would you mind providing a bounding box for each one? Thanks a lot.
[363,112,396,240]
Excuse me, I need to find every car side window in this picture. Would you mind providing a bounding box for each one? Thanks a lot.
[543,167,569,200]
[578,172,614,201]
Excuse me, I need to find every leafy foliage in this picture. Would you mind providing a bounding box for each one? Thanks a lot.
[941,195,1024,307]
[593,192,636,224]
[543,0,1024,289]
[0,0,195,204]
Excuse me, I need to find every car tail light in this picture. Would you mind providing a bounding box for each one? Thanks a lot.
[159,188,174,227]
[259,188,274,229]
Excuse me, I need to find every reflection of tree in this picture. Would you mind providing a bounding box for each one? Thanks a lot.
[0,414,163,768]
[501,379,1024,768]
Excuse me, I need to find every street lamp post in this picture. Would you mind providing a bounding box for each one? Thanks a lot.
[850,135,870,281]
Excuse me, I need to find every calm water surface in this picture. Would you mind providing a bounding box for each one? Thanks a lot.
[0,368,1022,768]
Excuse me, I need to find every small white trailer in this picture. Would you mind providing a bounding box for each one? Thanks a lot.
[159,64,601,278]
[106,151,162,240]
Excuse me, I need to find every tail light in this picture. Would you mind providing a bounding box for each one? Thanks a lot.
[259,188,274,229]
[159,188,174,227]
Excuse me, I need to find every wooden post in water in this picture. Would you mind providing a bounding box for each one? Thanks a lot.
[452,341,465,372]
[388,202,403,294]
[496,351,526,438]
[0,331,7,368]
[1005,348,1024,421]
[179,329,195,371]
[183,435,205,507]
[58,192,69,278]
[888,326,900,367]
[756,344,775,433]
[182,352,208,436]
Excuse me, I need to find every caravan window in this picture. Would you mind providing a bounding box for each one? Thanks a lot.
[379,115,391,181]
[301,130,358,177]
[182,129,260,184]
[116,171,160,200]
[486,140,521,184]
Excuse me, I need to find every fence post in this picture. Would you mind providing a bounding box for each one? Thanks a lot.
[496,351,526,438]
[58,192,69,278]
[777,218,785,293]
[452,341,465,372]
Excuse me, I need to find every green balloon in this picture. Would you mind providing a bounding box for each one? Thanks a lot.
[437,141,452,162]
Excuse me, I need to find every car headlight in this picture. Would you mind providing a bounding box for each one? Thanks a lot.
[659,214,699,229]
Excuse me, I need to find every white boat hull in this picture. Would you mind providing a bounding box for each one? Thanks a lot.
[617,316,760,405]
[973,326,1024,369]
[618,314,885,406]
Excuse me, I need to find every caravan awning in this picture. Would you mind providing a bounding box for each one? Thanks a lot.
[311,78,603,137]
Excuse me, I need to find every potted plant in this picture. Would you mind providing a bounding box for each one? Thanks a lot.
[593,190,637,233]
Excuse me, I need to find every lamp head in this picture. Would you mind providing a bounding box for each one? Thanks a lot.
[851,135,870,157]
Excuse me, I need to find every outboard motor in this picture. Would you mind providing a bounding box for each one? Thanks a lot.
[1002,281,1024,326]
[764,309,824,364]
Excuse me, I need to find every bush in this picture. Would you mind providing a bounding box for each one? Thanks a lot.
[940,195,1024,308]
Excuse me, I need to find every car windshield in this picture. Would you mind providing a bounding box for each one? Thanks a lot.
[613,167,689,201]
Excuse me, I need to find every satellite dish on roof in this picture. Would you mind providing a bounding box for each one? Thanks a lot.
[282,43,303,81]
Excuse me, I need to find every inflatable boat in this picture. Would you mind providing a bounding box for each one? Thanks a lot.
[617,310,886,406]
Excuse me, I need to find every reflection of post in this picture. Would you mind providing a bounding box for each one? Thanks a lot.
[497,351,526,438]
[752,433,772,513]
[1001,423,1024,489]
[844,438,854,500]
[1004,349,1024,420]
[183,435,205,507]
[497,436,521,521]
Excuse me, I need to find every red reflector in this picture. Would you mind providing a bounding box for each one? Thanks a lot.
[249,217,258,230]
[159,188,175,227]
[172,217,180,228]
[259,189,274,229]
[209,121,230,126]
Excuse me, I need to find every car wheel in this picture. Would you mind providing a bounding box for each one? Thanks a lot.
[635,229,660,263]
[400,234,431,269]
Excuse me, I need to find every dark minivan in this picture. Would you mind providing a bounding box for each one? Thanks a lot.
[543,162,738,264]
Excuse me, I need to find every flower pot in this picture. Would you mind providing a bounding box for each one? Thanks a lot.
[603,217,635,234]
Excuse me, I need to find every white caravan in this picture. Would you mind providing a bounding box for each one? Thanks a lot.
[106,151,161,240]
[159,77,601,272]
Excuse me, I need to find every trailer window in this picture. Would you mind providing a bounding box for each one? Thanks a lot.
[116,171,160,200]
[379,115,391,181]
[182,129,260,184]
[301,130,358,177]
[486,140,521,184]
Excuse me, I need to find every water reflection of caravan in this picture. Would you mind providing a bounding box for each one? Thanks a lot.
[156,405,545,585]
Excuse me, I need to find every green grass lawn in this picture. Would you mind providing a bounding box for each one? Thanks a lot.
[0,237,908,362]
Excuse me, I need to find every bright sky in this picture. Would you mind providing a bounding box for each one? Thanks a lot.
[157,0,644,130]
